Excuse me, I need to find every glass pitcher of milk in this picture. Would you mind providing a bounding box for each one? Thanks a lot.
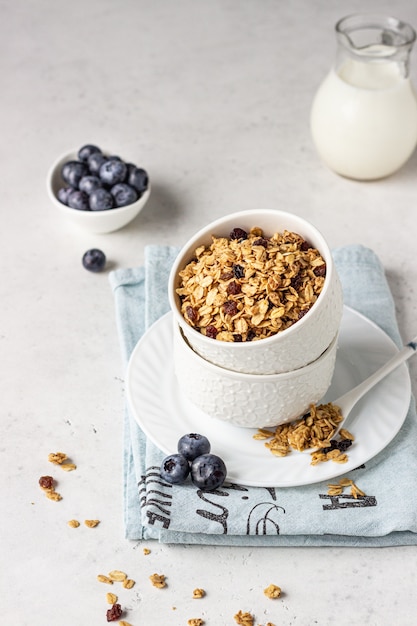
[310,14,417,180]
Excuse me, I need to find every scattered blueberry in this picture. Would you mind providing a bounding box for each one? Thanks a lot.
[128,165,149,193]
[99,159,127,186]
[57,186,74,205]
[160,453,190,484]
[177,433,211,461]
[61,160,89,188]
[190,454,227,491]
[82,248,106,272]
[79,175,102,195]
[67,189,89,210]
[89,187,114,211]
[110,183,138,207]
[87,152,108,175]
[78,144,101,162]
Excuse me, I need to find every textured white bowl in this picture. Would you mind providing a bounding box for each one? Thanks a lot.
[173,321,339,428]
[47,150,151,234]
[168,209,343,374]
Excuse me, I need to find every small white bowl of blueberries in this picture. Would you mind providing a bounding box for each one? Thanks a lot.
[47,144,150,234]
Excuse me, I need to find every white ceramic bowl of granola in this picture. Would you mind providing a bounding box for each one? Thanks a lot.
[168,209,343,375]
[173,321,339,428]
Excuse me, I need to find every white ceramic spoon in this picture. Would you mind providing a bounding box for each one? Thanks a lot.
[330,336,417,438]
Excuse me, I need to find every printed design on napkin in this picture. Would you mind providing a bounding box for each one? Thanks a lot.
[140,467,286,535]
[138,467,172,530]
[319,493,377,510]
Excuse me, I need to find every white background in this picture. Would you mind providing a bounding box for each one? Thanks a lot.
[2,1,417,624]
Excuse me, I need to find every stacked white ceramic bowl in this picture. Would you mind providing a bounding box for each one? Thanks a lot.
[168,209,343,429]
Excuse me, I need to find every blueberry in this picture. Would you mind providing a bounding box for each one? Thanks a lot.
[128,165,149,193]
[82,248,106,272]
[79,175,102,195]
[61,160,89,188]
[88,152,108,175]
[57,186,74,205]
[67,189,89,210]
[160,453,190,485]
[78,144,101,162]
[177,433,211,461]
[99,159,127,185]
[190,454,227,491]
[110,183,138,207]
[89,187,114,211]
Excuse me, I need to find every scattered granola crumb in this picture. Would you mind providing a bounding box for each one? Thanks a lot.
[193,588,206,599]
[97,574,114,585]
[263,584,282,599]
[45,489,62,501]
[48,452,68,465]
[106,592,118,605]
[108,570,127,582]
[123,579,135,589]
[68,519,80,528]
[350,482,366,499]
[84,519,100,528]
[327,477,366,499]
[326,483,343,496]
[39,475,62,501]
[150,573,167,588]
[143,547,151,555]
[60,462,77,471]
[188,619,204,626]
[119,622,132,626]
[234,610,254,626]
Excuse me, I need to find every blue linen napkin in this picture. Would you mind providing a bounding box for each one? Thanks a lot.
[109,244,417,546]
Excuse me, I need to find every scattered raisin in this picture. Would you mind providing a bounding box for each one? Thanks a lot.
[223,301,238,316]
[229,227,248,241]
[185,306,198,324]
[106,603,123,622]
[39,476,54,489]
[233,264,245,279]
[313,263,326,277]
[205,325,218,339]
[227,280,241,295]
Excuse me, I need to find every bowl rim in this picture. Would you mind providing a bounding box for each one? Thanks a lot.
[46,149,151,218]
[168,208,338,350]
[174,322,339,381]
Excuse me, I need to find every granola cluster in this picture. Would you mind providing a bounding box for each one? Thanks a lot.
[176,227,326,342]
[254,402,354,465]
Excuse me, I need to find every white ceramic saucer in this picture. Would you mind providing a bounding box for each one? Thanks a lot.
[126,306,411,487]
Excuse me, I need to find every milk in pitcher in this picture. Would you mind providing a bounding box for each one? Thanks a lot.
[310,15,417,180]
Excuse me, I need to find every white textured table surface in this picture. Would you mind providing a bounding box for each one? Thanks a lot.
[2,1,417,625]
